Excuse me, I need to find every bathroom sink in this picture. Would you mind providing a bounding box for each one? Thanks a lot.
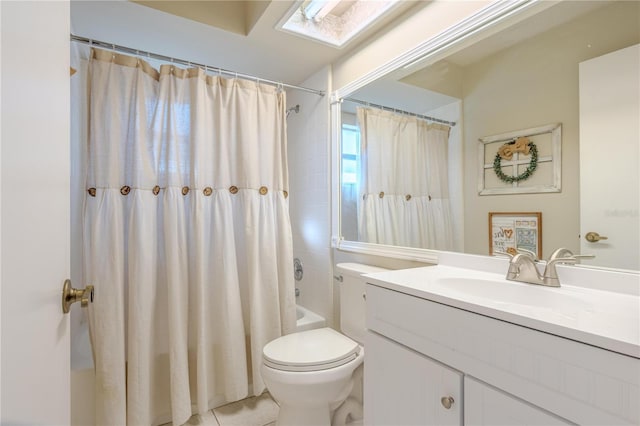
[432,276,593,320]
[364,263,640,358]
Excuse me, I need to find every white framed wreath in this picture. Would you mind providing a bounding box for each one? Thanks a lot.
[477,123,562,195]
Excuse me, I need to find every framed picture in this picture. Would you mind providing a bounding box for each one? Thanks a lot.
[489,212,542,258]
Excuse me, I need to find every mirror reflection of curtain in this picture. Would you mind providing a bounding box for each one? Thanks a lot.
[84,48,295,425]
[357,107,453,249]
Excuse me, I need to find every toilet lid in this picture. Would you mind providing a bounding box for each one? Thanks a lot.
[263,327,360,372]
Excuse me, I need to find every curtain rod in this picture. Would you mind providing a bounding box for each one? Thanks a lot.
[70,34,325,97]
[338,97,456,127]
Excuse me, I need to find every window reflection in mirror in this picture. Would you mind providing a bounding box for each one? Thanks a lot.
[341,123,360,242]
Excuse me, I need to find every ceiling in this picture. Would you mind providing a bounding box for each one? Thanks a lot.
[70,1,421,87]
[131,1,272,36]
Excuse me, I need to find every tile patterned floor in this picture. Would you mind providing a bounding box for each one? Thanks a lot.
[172,392,278,426]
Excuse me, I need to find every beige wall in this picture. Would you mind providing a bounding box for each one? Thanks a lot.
[462,1,639,258]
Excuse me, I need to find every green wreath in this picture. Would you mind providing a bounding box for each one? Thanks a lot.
[493,141,538,183]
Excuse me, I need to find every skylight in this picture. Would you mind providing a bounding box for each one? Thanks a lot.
[277,0,400,48]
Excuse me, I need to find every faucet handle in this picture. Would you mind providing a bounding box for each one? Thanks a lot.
[494,249,538,261]
[516,248,539,261]
[548,248,595,263]
[548,248,575,262]
[546,254,595,268]
[573,254,595,260]
[542,254,596,286]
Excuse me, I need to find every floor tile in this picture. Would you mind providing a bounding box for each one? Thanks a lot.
[186,410,220,425]
[213,393,279,426]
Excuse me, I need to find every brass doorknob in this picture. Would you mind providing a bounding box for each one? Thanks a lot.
[585,232,608,243]
[441,396,455,409]
[62,279,94,314]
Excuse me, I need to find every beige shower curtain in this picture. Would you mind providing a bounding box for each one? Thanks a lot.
[357,107,454,250]
[83,48,296,426]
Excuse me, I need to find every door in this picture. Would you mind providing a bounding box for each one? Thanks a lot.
[1,1,71,423]
[579,44,640,270]
[364,330,462,425]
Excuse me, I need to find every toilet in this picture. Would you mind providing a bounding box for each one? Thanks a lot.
[261,263,389,426]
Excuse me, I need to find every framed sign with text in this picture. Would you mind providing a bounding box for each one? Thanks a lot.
[489,212,542,258]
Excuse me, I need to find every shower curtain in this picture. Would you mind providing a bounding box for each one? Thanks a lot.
[357,107,454,250]
[83,48,296,426]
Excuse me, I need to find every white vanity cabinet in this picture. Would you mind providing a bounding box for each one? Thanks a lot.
[364,329,567,426]
[364,282,640,425]
[365,330,462,425]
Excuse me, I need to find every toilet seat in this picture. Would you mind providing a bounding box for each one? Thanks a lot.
[263,327,360,372]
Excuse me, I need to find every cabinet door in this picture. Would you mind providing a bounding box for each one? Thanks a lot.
[364,331,462,426]
[465,376,572,425]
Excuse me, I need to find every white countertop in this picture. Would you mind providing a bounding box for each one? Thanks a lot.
[364,258,640,359]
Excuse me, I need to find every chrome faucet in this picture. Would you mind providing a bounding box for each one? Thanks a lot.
[501,248,594,287]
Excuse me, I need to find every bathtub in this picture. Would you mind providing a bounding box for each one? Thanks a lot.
[296,305,326,331]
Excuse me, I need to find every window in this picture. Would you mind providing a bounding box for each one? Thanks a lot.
[342,124,360,185]
[276,0,401,48]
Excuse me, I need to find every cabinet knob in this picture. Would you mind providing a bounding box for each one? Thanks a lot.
[440,396,455,409]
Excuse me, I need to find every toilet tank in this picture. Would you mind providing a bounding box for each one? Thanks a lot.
[336,263,389,344]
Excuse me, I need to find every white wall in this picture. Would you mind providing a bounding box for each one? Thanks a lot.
[287,66,334,326]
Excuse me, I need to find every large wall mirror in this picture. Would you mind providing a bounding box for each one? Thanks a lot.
[332,0,639,270]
